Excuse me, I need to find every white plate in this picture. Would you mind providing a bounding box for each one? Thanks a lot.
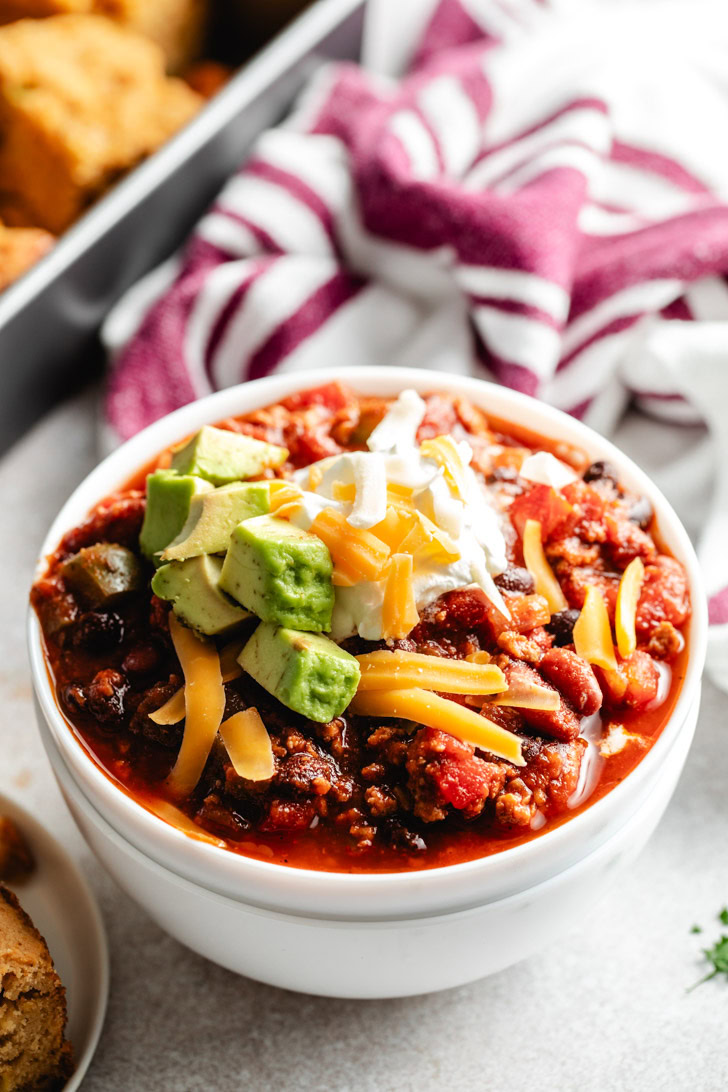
[0,793,109,1090]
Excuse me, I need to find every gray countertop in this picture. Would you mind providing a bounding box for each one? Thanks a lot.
[2,389,726,1092]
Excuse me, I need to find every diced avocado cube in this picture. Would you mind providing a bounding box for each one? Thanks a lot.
[62,543,144,607]
[219,515,334,632]
[151,555,251,637]
[161,481,270,562]
[139,469,212,565]
[171,426,288,486]
[239,623,360,723]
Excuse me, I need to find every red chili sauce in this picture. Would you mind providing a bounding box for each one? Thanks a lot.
[31,384,691,873]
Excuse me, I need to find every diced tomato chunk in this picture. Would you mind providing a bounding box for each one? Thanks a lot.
[281,382,355,413]
[416,394,459,441]
[636,556,690,637]
[559,564,621,619]
[560,480,608,542]
[604,514,657,569]
[598,651,659,708]
[510,485,573,539]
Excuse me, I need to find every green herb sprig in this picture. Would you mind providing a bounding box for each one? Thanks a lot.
[688,908,728,992]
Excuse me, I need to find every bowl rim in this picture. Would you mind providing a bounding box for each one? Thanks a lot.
[27,366,708,905]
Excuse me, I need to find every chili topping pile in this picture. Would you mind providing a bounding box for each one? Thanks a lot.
[31,384,691,872]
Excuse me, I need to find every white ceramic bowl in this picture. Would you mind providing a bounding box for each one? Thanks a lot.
[28,368,707,997]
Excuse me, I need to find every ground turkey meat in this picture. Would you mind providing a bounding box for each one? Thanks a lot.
[494,737,586,827]
[406,727,507,823]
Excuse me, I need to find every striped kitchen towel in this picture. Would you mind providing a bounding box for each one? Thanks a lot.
[104,0,728,684]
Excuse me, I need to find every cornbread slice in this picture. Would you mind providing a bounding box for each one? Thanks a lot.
[0,15,203,233]
[97,0,208,72]
[0,221,54,291]
[0,886,73,1091]
[0,817,36,880]
[0,0,86,22]
[0,1,209,70]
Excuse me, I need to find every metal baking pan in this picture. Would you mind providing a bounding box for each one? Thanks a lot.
[0,0,365,452]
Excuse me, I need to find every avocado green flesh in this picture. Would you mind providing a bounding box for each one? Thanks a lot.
[171,426,288,486]
[62,543,145,607]
[219,515,334,633]
[239,623,360,723]
[152,555,251,637]
[161,481,270,562]
[139,469,212,565]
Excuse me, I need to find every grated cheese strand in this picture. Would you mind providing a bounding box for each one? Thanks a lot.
[573,585,618,672]
[420,435,470,500]
[370,506,418,552]
[219,708,275,782]
[356,649,506,695]
[149,687,186,726]
[522,519,567,613]
[381,554,420,639]
[491,682,560,711]
[350,687,525,766]
[615,557,645,659]
[309,507,390,583]
[166,614,226,798]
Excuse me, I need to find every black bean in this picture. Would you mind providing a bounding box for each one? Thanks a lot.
[583,460,619,486]
[86,669,128,727]
[385,821,427,853]
[72,610,125,652]
[628,495,653,529]
[546,608,581,647]
[494,566,535,594]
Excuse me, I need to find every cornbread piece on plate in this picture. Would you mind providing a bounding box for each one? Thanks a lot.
[0,885,73,1090]
[0,817,35,881]
[0,15,202,233]
[97,0,209,72]
[0,1,208,70]
[0,0,86,21]
[0,221,54,291]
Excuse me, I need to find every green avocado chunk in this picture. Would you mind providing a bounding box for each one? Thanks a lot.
[171,426,288,486]
[219,515,334,632]
[239,623,360,723]
[161,481,270,562]
[139,469,212,565]
[151,555,251,636]
[62,543,145,607]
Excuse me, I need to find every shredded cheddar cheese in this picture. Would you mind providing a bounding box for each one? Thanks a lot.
[332,481,356,502]
[355,649,507,694]
[491,681,560,711]
[149,687,186,726]
[465,650,492,664]
[370,506,418,552]
[166,615,226,798]
[219,708,275,781]
[573,585,618,672]
[350,687,525,766]
[522,518,567,613]
[381,553,420,639]
[307,464,325,490]
[398,511,460,564]
[420,435,469,500]
[309,507,391,583]
[615,557,645,659]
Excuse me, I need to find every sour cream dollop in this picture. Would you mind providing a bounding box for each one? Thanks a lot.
[289,390,510,641]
